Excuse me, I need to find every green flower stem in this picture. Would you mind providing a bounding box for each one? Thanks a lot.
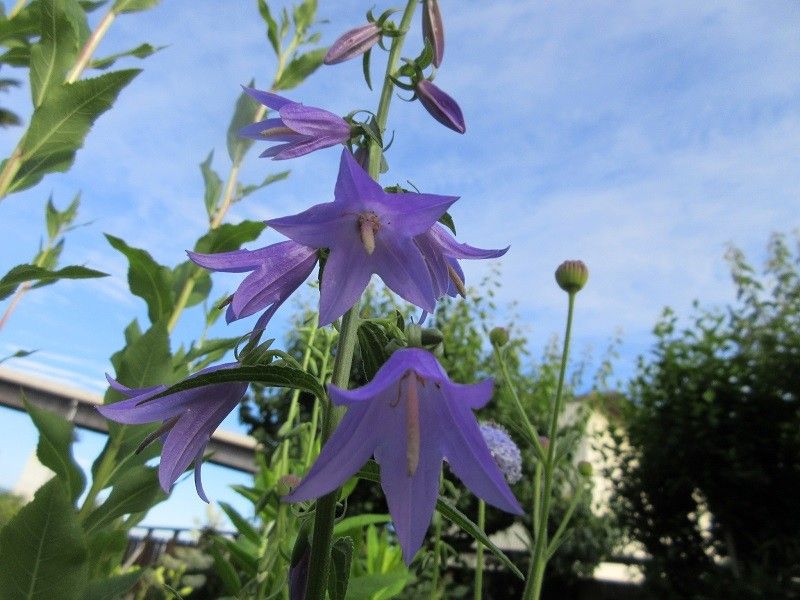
[523,292,577,600]
[430,472,444,599]
[546,482,585,560]
[474,499,486,600]
[303,3,419,598]
[8,0,27,18]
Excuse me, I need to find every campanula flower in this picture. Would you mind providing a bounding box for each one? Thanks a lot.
[415,79,465,134]
[269,149,458,325]
[188,241,318,334]
[238,87,351,160]
[285,348,523,563]
[324,22,381,65]
[97,363,248,501]
[414,223,508,299]
[479,423,523,485]
[422,0,444,67]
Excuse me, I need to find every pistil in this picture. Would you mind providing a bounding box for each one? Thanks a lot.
[404,373,421,476]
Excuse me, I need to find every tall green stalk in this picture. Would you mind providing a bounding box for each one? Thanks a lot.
[302,2,420,597]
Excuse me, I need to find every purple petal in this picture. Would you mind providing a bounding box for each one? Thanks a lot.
[422,0,445,68]
[279,104,350,139]
[324,23,381,65]
[189,242,301,274]
[429,224,509,260]
[97,387,197,425]
[373,387,443,564]
[380,192,459,237]
[333,149,385,207]
[105,374,162,398]
[414,230,451,299]
[444,378,494,410]
[373,234,436,313]
[318,233,372,325]
[239,118,306,142]
[416,80,466,134]
[193,446,209,502]
[242,86,293,111]
[285,401,381,502]
[269,202,354,249]
[270,135,347,160]
[435,390,523,514]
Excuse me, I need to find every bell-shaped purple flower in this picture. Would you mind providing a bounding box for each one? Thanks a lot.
[414,223,508,299]
[188,241,318,334]
[97,363,248,501]
[324,22,382,65]
[285,348,523,564]
[268,149,458,325]
[238,87,351,160]
[415,79,465,134]
[422,0,444,68]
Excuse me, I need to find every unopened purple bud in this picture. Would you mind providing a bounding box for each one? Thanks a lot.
[422,0,445,67]
[415,79,465,134]
[325,23,381,65]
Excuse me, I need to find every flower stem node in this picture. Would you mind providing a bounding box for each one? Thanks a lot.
[489,326,509,348]
[555,260,589,294]
[577,460,593,477]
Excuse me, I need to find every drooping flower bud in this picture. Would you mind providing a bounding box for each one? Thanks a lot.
[407,324,444,348]
[415,79,466,134]
[555,260,589,294]
[489,326,509,347]
[577,461,593,477]
[422,0,444,67]
[324,23,381,65]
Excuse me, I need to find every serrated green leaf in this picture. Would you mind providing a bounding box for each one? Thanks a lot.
[327,535,353,600]
[226,81,257,164]
[237,170,289,200]
[357,321,389,381]
[111,0,160,14]
[12,69,139,193]
[1,46,31,67]
[30,0,79,108]
[171,261,211,309]
[0,263,107,300]
[209,540,241,596]
[79,1,109,13]
[81,570,141,600]
[84,466,165,532]
[0,4,39,45]
[194,220,266,254]
[0,479,88,600]
[218,501,259,544]
[23,395,86,502]
[90,42,165,70]
[274,47,326,91]
[147,364,327,403]
[199,149,222,218]
[106,234,174,324]
[185,336,240,363]
[292,0,316,36]
[257,0,280,55]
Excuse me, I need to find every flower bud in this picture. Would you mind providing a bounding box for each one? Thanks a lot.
[276,474,302,496]
[324,23,381,65]
[577,461,593,477]
[489,326,509,347]
[539,436,550,450]
[406,324,445,348]
[422,0,445,68]
[415,79,466,134]
[555,260,588,294]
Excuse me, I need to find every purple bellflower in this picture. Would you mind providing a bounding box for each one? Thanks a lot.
[324,22,382,65]
[422,0,445,68]
[238,87,351,160]
[285,348,523,563]
[97,363,248,501]
[188,241,317,335]
[268,149,458,325]
[415,223,508,300]
[415,79,466,134]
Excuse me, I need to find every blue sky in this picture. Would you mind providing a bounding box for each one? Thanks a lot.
[1,0,799,528]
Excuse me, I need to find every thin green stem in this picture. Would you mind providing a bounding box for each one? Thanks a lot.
[8,0,27,18]
[523,292,576,600]
[474,499,486,600]
[303,3,419,597]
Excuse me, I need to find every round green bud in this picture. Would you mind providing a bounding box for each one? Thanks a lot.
[577,460,593,477]
[489,327,509,347]
[555,260,589,293]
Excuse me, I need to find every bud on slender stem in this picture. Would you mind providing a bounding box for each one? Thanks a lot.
[422,0,445,67]
[416,79,466,134]
[555,260,589,294]
[325,23,382,65]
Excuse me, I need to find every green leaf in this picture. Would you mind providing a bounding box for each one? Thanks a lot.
[327,535,353,600]
[90,42,165,70]
[185,336,240,363]
[237,170,290,200]
[194,220,266,254]
[274,48,326,91]
[149,364,327,403]
[218,502,259,545]
[0,348,37,365]
[209,540,241,596]
[79,1,109,13]
[111,0,160,14]
[84,466,165,532]
[106,234,174,324]
[226,81,257,164]
[0,263,107,300]
[81,571,142,600]
[29,0,80,108]
[0,479,88,600]
[357,321,390,381]
[11,69,140,193]
[333,513,391,538]
[45,192,80,240]
[23,396,86,502]
[171,261,211,309]
[292,0,316,36]
[199,150,222,218]
[346,573,411,600]
[362,48,372,90]
[438,211,456,236]
[257,0,280,55]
